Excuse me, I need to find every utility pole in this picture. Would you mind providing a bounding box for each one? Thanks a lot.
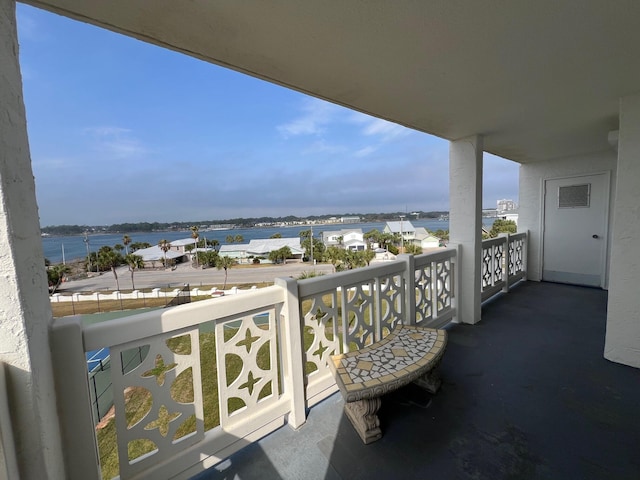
[399,215,405,253]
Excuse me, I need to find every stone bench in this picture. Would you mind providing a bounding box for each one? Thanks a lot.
[329,324,447,444]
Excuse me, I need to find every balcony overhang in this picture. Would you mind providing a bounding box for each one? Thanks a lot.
[23,0,639,163]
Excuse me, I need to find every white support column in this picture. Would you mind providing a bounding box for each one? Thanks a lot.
[0,1,67,477]
[604,93,640,369]
[449,135,483,324]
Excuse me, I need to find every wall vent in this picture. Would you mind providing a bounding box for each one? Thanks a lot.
[558,184,590,208]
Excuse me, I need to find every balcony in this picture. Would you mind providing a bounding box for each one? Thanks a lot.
[43,233,638,479]
[194,280,639,480]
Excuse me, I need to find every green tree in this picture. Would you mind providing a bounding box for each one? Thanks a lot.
[268,246,292,264]
[199,250,219,268]
[404,243,423,255]
[47,263,71,293]
[434,229,449,244]
[325,246,345,272]
[234,234,244,243]
[489,219,517,238]
[216,255,237,289]
[124,254,144,290]
[98,246,124,290]
[300,229,325,262]
[364,229,381,249]
[270,232,282,238]
[226,235,235,244]
[130,241,151,252]
[362,248,376,266]
[190,225,200,267]
[158,239,171,268]
[209,239,220,252]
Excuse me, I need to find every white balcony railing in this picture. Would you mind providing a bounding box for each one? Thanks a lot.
[50,239,525,480]
[481,232,528,302]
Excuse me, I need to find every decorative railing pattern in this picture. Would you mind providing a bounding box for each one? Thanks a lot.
[481,232,528,301]
[298,261,410,405]
[51,286,300,480]
[48,239,529,480]
[412,250,456,328]
[298,249,457,408]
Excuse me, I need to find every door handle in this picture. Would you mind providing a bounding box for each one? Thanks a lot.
[592,234,599,239]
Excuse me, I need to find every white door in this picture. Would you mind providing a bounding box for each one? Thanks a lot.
[542,173,609,287]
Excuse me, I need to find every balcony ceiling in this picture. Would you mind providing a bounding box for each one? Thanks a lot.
[24,1,640,163]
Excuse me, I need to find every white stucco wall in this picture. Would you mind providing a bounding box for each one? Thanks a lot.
[604,93,640,369]
[518,151,617,285]
[0,0,66,477]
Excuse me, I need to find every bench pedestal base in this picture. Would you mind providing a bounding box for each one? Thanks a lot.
[344,397,382,444]
[412,360,442,394]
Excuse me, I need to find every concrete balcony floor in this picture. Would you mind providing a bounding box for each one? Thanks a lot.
[193,281,640,480]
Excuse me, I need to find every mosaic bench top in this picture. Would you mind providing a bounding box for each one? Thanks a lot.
[329,325,447,403]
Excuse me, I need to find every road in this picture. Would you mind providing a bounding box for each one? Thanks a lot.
[59,261,335,293]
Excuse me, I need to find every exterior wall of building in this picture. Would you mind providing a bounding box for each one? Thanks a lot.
[519,150,617,285]
[0,1,66,476]
[605,93,640,368]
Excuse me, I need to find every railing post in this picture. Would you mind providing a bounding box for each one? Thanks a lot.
[452,244,461,323]
[501,233,511,293]
[374,276,382,341]
[400,254,416,326]
[49,316,101,480]
[275,277,307,429]
[522,230,529,279]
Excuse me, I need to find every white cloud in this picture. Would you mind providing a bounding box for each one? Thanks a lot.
[354,146,377,158]
[277,98,342,138]
[84,126,149,159]
[349,113,411,142]
[303,140,347,155]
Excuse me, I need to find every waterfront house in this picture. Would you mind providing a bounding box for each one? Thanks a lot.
[321,229,367,251]
[412,227,440,250]
[219,238,304,263]
[384,220,416,243]
[2,2,640,479]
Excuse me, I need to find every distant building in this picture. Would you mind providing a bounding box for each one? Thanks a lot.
[497,199,518,214]
[340,216,361,223]
[412,227,441,249]
[322,229,366,251]
[384,220,416,242]
[219,237,304,263]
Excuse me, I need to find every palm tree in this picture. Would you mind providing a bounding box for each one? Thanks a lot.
[47,263,71,294]
[123,235,132,255]
[98,247,123,290]
[209,239,220,252]
[234,234,244,243]
[124,254,144,290]
[226,235,235,244]
[190,226,199,267]
[158,239,171,268]
[215,255,236,289]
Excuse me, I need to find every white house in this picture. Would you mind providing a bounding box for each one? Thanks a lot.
[132,244,186,267]
[412,227,441,249]
[384,221,416,242]
[322,229,367,251]
[3,2,640,478]
[219,238,305,263]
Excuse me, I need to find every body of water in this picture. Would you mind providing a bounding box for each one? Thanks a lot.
[43,218,498,264]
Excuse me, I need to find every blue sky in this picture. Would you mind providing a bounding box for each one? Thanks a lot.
[16,4,519,227]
